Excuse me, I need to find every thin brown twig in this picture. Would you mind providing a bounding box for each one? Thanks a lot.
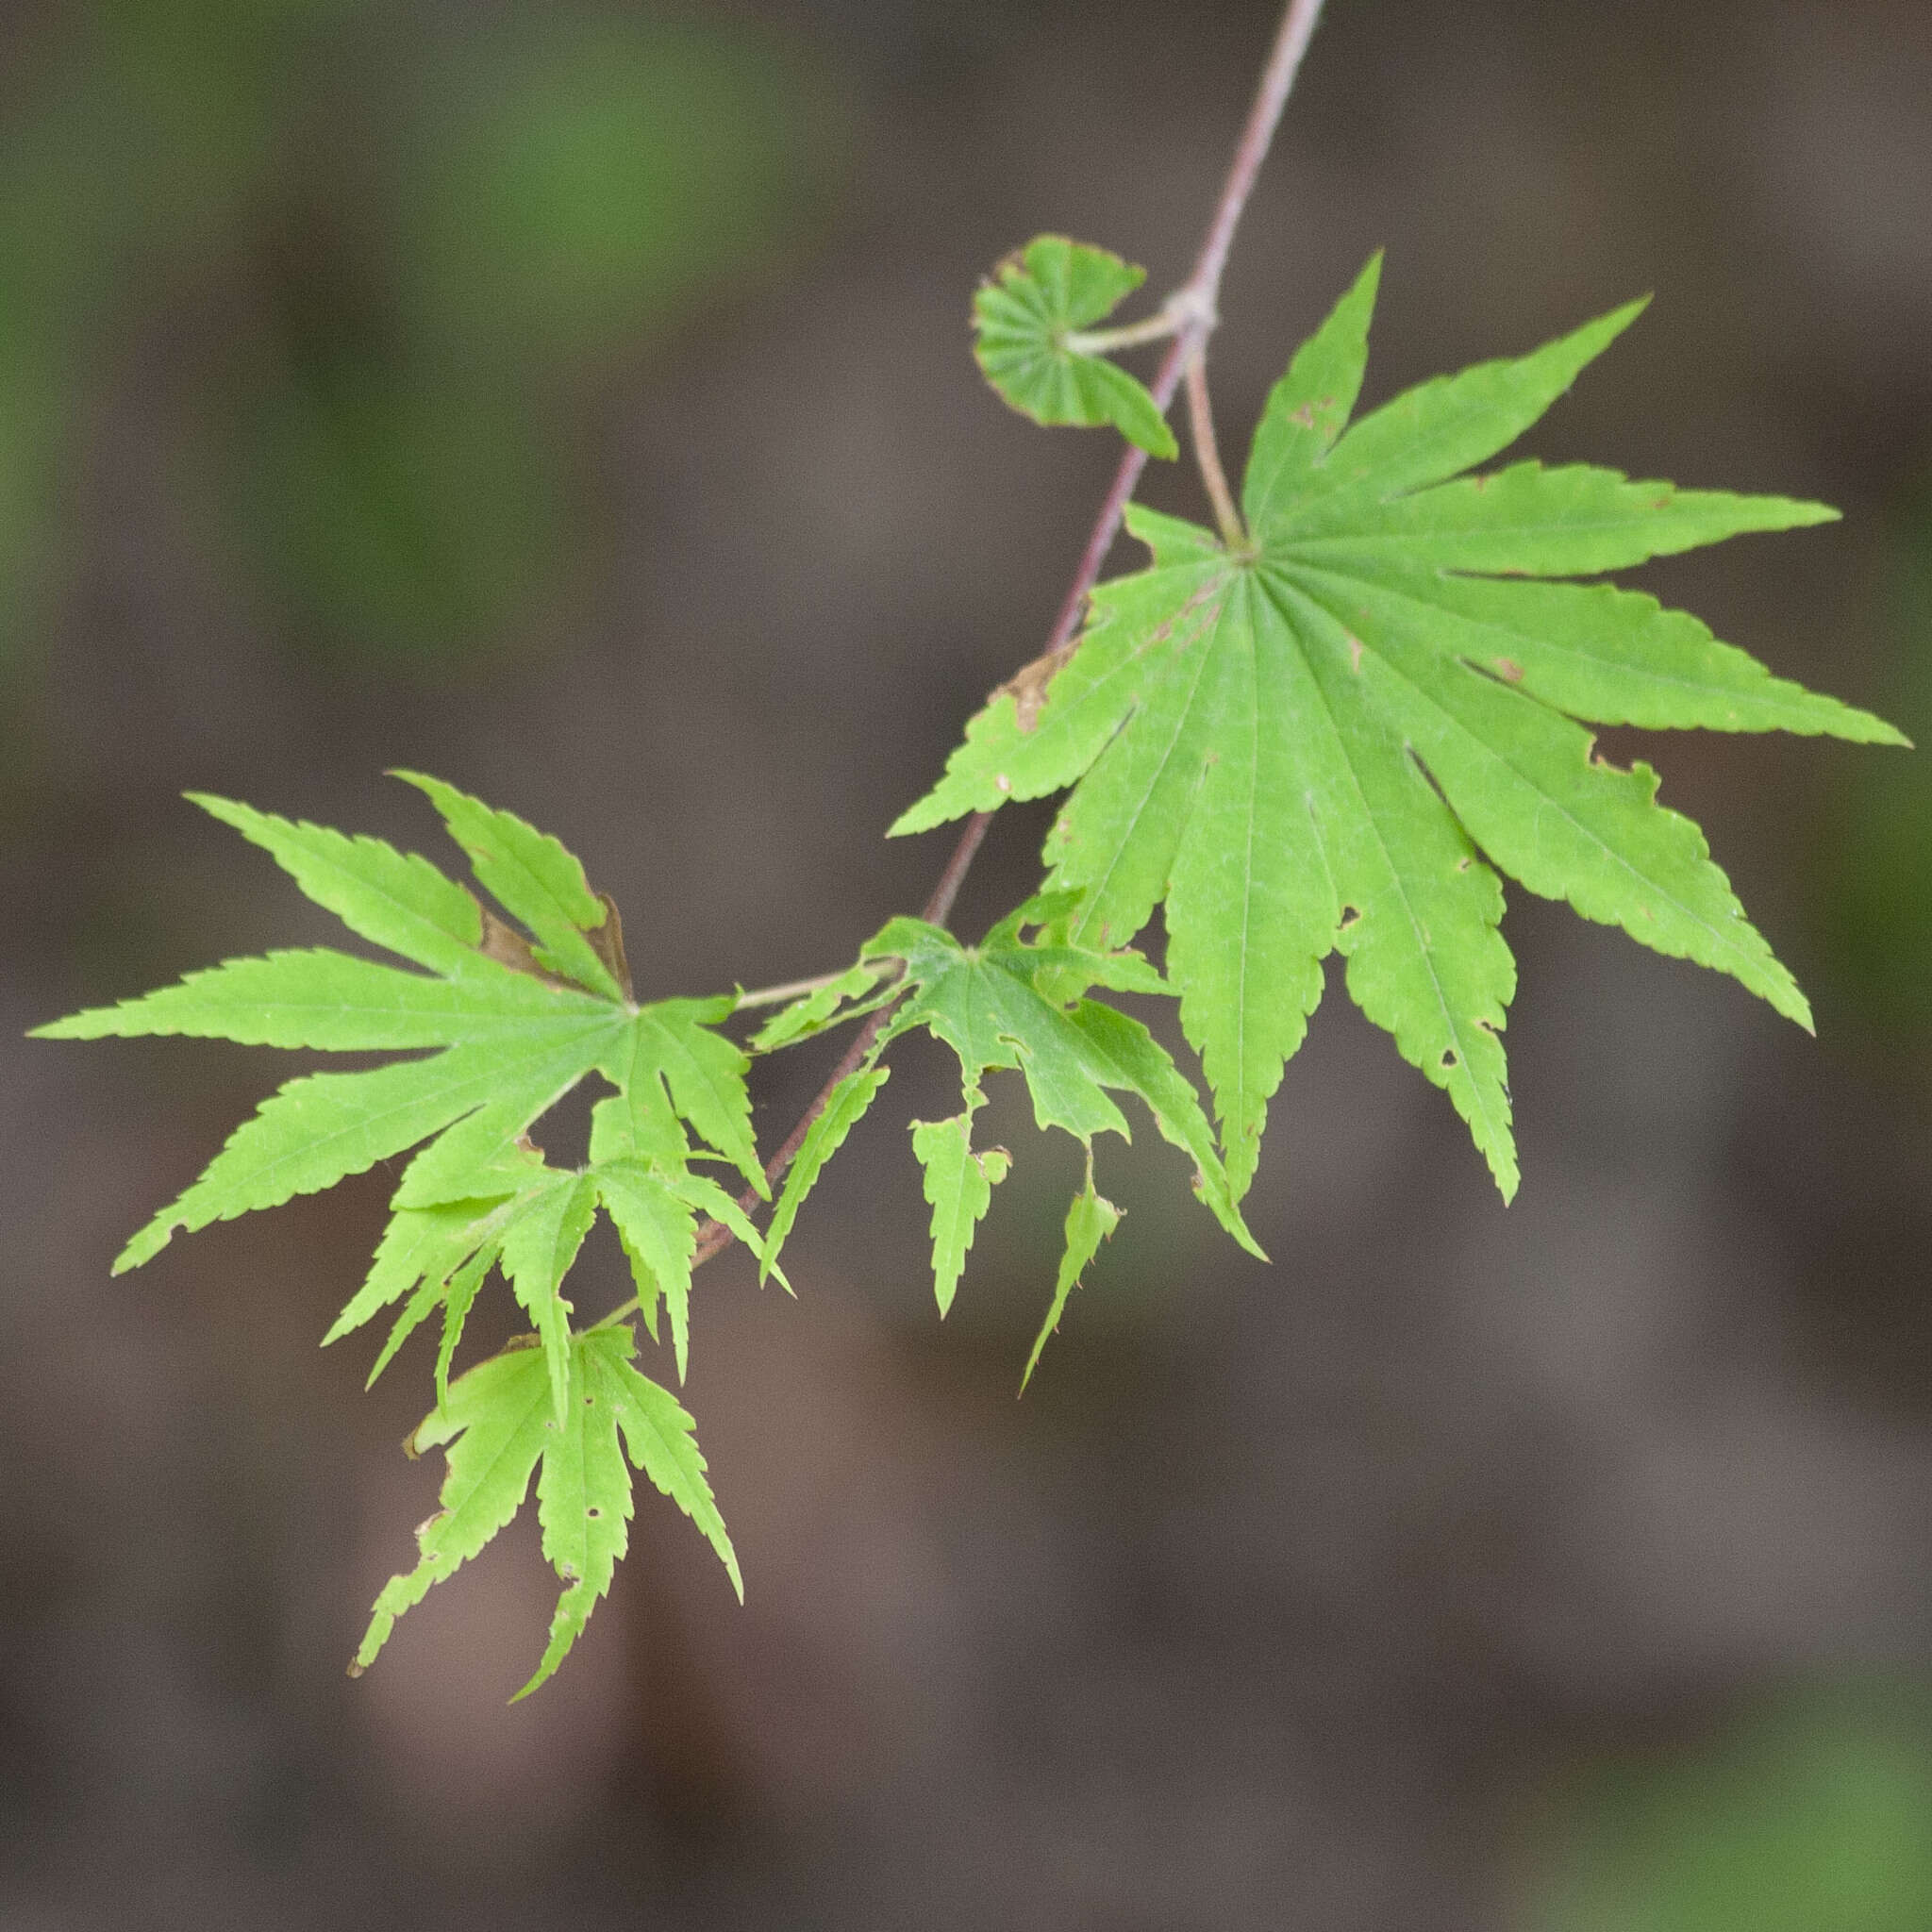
[1185,349,1248,550]
[681,0,1326,1283]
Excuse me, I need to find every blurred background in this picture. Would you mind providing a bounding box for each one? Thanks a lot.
[3,0,1930,1924]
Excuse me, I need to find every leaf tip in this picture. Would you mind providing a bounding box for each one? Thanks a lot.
[886,796,949,839]
[110,1224,165,1275]
[1139,418,1181,461]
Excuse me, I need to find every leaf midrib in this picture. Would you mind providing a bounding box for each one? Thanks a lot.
[1254,570,1511,1163]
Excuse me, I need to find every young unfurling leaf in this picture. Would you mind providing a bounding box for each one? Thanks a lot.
[757,897,1259,1332]
[974,235,1178,458]
[898,257,1905,1200]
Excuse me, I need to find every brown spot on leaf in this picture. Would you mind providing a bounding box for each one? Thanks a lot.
[1000,642,1074,732]
[1494,657,1524,682]
[1347,635,1364,674]
[589,891,634,1000]
[479,907,545,977]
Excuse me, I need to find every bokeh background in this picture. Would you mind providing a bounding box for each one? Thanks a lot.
[4,1,1931,1925]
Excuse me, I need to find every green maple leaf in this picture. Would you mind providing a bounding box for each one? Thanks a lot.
[895,256,1905,1199]
[757,897,1261,1345]
[351,1324,740,1701]
[34,778,771,1410]
[1022,1165,1121,1391]
[974,235,1177,458]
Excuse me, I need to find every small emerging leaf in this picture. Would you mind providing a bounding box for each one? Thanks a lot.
[974,236,1178,458]
[866,912,1257,1256]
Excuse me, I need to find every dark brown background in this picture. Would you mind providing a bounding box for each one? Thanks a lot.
[4,2,1930,1925]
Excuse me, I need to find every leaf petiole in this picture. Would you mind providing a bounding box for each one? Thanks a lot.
[1185,349,1250,552]
[733,961,891,1012]
[1061,304,1187,357]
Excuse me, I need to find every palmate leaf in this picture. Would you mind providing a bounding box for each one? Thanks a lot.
[974,235,1178,458]
[895,256,1906,1200]
[758,898,1260,1350]
[351,1324,740,1702]
[33,777,769,1426]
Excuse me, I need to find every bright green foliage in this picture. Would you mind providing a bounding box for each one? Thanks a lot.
[1023,1167,1121,1391]
[758,1061,891,1285]
[38,200,1903,1703]
[35,781,761,1276]
[910,1101,1012,1317]
[748,959,889,1051]
[37,778,770,1691]
[901,253,1904,1199]
[352,1324,739,1700]
[758,897,1260,1331]
[590,1142,769,1380]
[394,770,627,1000]
[974,235,1177,458]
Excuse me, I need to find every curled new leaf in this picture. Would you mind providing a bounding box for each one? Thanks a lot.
[974,236,1178,458]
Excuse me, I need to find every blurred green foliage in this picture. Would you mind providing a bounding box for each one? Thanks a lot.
[1812,494,1932,1041]
[400,22,830,363]
[0,2,843,674]
[1527,1685,1932,1932]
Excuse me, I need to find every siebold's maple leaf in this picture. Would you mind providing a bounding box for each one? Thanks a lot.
[899,256,1904,1200]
